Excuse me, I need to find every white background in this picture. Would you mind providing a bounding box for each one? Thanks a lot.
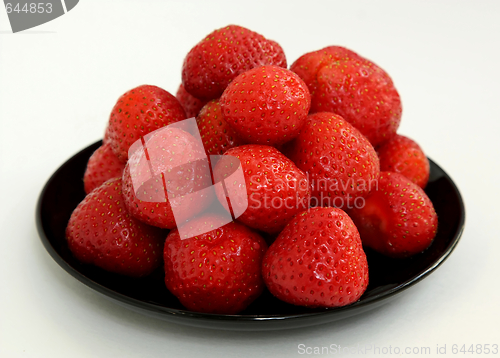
[1,1,499,357]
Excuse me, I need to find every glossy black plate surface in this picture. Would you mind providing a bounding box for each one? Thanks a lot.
[36,140,465,331]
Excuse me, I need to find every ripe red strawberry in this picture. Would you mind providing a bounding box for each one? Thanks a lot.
[283,112,380,208]
[220,66,311,146]
[196,99,245,155]
[122,127,214,229]
[176,84,208,118]
[182,25,287,100]
[262,207,369,308]
[290,46,402,146]
[65,178,165,277]
[377,134,430,188]
[213,145,310,234]
[164,214,268,314]
[104,85,186,161]
[290,46,357,97]
[83,142,126,194]
[348,172,438,258]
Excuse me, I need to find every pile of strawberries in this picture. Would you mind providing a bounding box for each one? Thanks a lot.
[66,25,438,314]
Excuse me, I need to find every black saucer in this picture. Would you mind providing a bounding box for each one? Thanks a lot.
[36,140,465,331]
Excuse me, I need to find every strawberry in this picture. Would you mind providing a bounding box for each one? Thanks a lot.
[213,145,310,234]
[262,207,369,308]
[65,178,165,277]
[122,126,214,229]
[220,65,311,146]
[290,46,402,146]
[282,112,379,209]
[164,214,268,314]
[176,83,208,118]
[290,46,357,97]
[104,85,186,161]
[196,99,245,156]
[347,172,438,258]
[377,134,430,188]
[83,142,126,194]
[182,25,287,100]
